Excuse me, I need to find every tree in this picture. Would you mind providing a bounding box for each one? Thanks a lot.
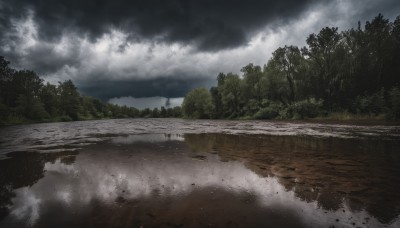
[302,27,345,109]
[152,108,160,118]
[391,16,400,88]
[182,88,213,119]
[81,96,101,119]
[270,46,303,103]
[263,60,289,103]
[0,57,15,107]
[140,108,151,117]
[58,80,81,120]
[210,86,222,118]
[160,106,167,117]
[11,70,49,120]
[16,94,49,120]
[40,83,59,117]
[241,63,263,105]
[172,106,182,117]
[364,14,394,90]
[389,87,400,119]
[220,73,243,118]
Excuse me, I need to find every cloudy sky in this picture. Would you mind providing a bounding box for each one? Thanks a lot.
[1,0,399,109]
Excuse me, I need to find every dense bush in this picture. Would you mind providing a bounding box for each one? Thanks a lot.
[292,98,323,119]
[389,87,400,119]
[253,102,281,119]
[351,89,386,115]
[182,88,213,119]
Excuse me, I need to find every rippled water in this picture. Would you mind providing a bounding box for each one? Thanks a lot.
[0,119,399,156]
[0,119,399,227]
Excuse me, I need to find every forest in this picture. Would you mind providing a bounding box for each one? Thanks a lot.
[182,14,400,120]
[0,58,182,125]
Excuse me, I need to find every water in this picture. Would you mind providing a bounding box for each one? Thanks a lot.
[0,119,399,227]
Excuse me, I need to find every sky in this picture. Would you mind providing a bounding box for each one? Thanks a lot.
[1,0,399,109]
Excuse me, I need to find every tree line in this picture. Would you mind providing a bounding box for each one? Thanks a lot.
[0,58,182,125]
[182,14,400,120]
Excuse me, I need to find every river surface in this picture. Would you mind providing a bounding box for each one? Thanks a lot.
[0,119,399,227]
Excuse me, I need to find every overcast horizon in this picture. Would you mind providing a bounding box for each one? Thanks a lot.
[1,0,400,109]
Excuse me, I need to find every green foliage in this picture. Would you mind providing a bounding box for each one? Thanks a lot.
[58,115,73,122]
[351,88,386,115]
[40,83,59,117]
[243,99,260,116]
[270,46,303,103]
[220,73,243,118]
[152,108,160,118]
[140,108,152,118]
[292,98,323,119]
[160,106,167,118]
[16,94,49,120]
[171,106,183,117]
[389,87,400,119]
[58,80,81,120]
[182,88,213,119]
[253,104,280,119]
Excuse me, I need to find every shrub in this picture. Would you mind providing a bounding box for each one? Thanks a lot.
[59,115,73,122]
[369,88,385,115]
[253,102,281,119]
[351,88,385,115]
[389,87,400,119]
[243,99,260,116]
[292,98,323,119]
[182,88,213,119]
[277,106,294,119]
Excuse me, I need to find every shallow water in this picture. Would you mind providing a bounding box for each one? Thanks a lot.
[0,119,399,227]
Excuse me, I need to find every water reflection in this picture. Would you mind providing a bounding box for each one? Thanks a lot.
[111,134,184,144]
[0,151,78,221]
[0,133,399,227]
[186,134,400,223]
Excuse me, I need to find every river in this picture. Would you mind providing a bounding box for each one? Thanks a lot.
[0,119,399,227]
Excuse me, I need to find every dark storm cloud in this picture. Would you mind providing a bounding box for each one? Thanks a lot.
[78,77,214,100]
[1,0,319,51]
